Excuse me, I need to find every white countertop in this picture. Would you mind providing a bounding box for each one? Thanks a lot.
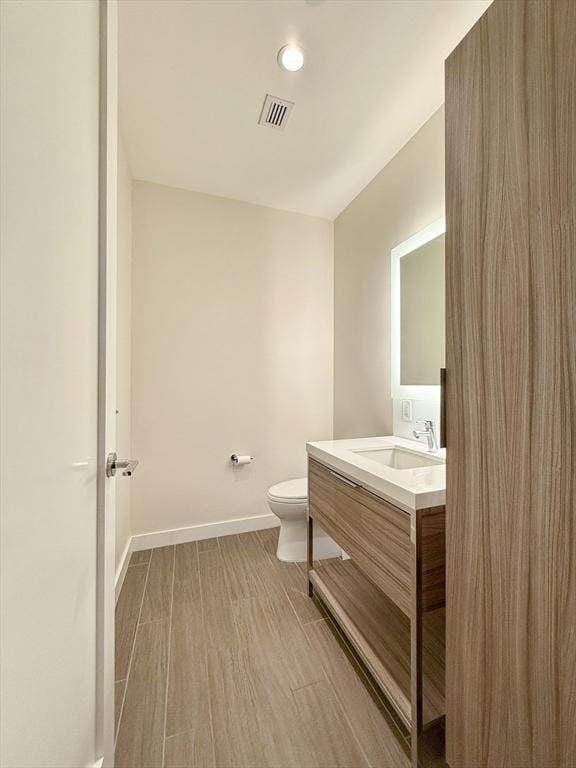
[306,435,446,513]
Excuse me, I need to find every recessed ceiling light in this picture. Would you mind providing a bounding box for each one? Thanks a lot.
[278,45,304,72]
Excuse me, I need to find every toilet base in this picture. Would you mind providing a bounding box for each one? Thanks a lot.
[276,518,341,563]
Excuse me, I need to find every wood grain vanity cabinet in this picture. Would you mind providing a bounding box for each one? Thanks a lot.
[445,1,576,766]
[307,457,445,767]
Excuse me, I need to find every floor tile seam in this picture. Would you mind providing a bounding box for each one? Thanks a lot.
[197,533,218,768]
[292,644,375,768]
[255,534,314,630]
[115,554,153,750]
[161,545,177,768]
[127,562,149,571]
[323,615,410,739]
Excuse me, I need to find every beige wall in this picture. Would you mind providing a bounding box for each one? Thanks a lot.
[115,137,132,571]
[334,107,445,438]
[131,182,333,536]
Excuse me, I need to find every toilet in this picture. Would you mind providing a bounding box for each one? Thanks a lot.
[267,477,341,563]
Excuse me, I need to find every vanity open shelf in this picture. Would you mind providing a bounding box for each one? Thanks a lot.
[309,559,445,729]
[306,454,446,767]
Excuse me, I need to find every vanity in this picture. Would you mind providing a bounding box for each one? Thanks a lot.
[306,436,446,768]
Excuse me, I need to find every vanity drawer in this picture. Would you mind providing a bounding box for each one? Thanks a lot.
[308,458,412,615]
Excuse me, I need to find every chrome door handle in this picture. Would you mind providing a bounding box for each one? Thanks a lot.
[106,452,139,478]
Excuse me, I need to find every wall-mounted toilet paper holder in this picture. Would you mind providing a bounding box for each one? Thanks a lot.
[230,454,254,466]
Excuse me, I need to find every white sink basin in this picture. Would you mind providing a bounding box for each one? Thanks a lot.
[307,436,446,512]
[352,446,443,470]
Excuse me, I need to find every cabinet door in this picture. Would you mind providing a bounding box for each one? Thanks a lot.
[446,2,576,766]
[308,459,412,614]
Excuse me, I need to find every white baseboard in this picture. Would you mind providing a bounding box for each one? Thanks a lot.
[115,537,133,603]
[130,513,280,552]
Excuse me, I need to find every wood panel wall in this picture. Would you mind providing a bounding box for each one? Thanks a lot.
[445,1,576,766]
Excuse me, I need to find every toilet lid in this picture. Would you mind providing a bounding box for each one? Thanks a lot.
[267,477,308,501]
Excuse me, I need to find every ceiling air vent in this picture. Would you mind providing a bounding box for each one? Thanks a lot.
[258,94,294,131]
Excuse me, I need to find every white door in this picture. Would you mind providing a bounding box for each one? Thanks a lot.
[0,2,117,767]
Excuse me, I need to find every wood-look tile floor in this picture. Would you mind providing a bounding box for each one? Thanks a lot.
[115,529,445,768]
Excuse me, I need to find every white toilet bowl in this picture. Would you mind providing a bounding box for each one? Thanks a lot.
[267,477,341,563]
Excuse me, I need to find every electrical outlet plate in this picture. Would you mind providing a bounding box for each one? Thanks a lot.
[401,399,413,422]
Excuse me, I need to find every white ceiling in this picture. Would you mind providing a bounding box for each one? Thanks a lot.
[119,0,491,220]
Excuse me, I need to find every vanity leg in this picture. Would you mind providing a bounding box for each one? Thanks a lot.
[307,514,314,597]
[411,514,424,768]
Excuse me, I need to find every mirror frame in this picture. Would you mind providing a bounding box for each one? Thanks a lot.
[390,216,445,399]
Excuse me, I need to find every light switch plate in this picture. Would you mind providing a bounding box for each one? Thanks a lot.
[401,399,413,422]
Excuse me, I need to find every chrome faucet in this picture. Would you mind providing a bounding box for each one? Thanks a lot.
[412,420,439,453]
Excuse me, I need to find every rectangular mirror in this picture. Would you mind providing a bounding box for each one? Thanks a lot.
[400,233,445,385]
[391,218,445,399]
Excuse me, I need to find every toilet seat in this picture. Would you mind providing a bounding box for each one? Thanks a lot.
[267,477,307,503]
